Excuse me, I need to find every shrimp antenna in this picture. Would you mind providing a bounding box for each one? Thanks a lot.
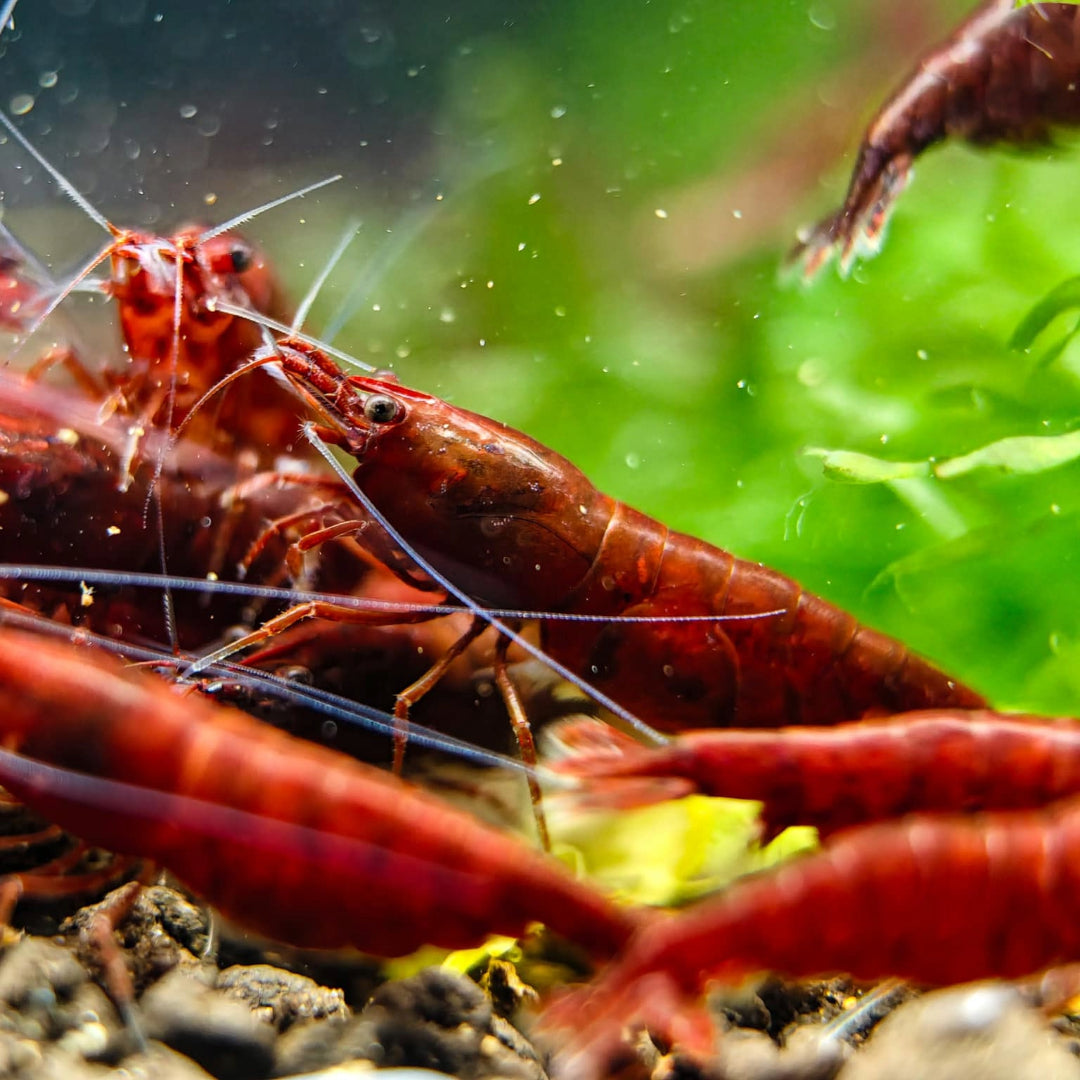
[291,218,361,334]
[0,0,17,35]
[166,344,284,451]
[322,147,512,342]
[0,564,775,626]
[0,86,124,351]
[151,242,187,650]
[302,423,670,747]
[197,175,343,243]
[0,604,538,773]
[0,111,113,237]
[205,300,376,372]
[322,198,444,343]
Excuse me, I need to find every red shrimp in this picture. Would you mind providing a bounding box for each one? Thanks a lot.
[99,220,321,458]
[540,794,1080,1079]
[548,711,1080,838]
[252,342,984,732]
[22,217,308,463]
[0,625,639,959]
[792,0,1080,278]
[0,222,54,333]
[0,107,337,461]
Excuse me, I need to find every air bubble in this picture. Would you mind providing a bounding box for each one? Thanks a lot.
[342,17,395,68]
[179,103,197,119]
[102,0,147,25]
[808,4,837,31]
[38,71,58,89]
[8,94,34,116]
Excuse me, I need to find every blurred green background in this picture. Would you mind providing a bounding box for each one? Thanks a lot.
[7,0,1080,715]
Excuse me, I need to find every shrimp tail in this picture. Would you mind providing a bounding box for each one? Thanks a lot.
[546,718,696,812]
[540,795,1080,1079]
[790,151,912,279]
[544,716,651,761]
[542,968,715,1080]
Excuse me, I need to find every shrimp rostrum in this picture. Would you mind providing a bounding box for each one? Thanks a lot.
[259,341,982,734]
[793,0,1080,277]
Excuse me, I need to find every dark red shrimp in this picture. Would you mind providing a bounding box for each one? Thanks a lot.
[251,341,983,733]
[540,793,1080,1079]
[548,711,1080,838]
[0,370,351,645]
[0,626,640,959]
[0,367,507,770]
[792,0,1080,277]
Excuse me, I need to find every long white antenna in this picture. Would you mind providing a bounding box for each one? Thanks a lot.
[0,114,113,236]
[197,175,343,243]
[292,218,361,333]
[0,0,17,34]
[205,300,376,372]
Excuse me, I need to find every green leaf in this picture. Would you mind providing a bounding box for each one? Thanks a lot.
[935,429,1080,478]
[804,447,931,484]
[1010,275,1080,350]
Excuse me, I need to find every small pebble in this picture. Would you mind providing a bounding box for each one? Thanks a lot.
[839,984,1080,1080]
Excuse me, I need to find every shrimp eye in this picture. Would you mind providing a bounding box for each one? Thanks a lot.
[226,245,253,273]
[363,394,403,424]
[204,240,254,275]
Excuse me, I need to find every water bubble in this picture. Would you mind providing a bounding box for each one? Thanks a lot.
[625,452,641,469]
[196,113,221,137]
[101,0,147,25]
[808,4,836,31]
[77,125,110,155]
[550,104,567,118]
[342,16,395,68]
[179,103,197,119]
[438,308,456,324]
[122,137,140,160]
[8,94,34,116]
[38,71,58,90]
